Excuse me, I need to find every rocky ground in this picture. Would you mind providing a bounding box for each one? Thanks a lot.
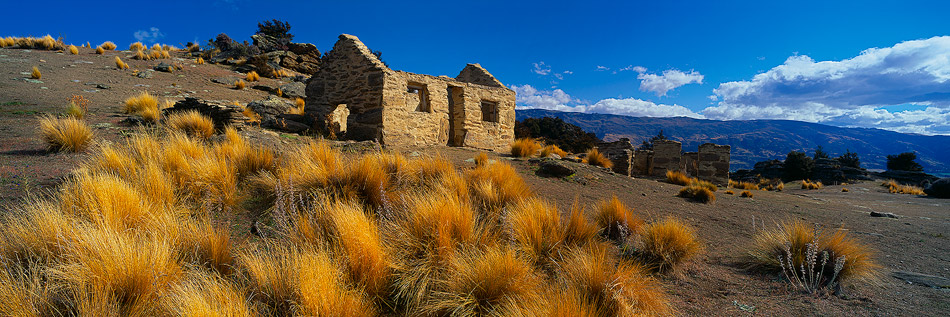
[1,46,947,316]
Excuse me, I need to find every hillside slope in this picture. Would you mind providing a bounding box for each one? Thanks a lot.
[517,109,950,173]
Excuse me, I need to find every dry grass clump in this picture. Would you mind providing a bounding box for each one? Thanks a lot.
[246,71,260,82]
[114,56,129,69]
[689,179,718,192]
[729,179,760,190]
[584,148,613,168]
[467,161,533,213]
[124,91,157,114]
[66,95,89,120]
[666,170,692,186]
[426,247,542,316]
[636,217,701,274]
[678,185,716,204]
[842,188,849,192]
[163,270,255,316]
[510,137,542,158]
[474,152,489,167]
[30,66,41,79]
[196,57,205,64]
[234,79,246,90]
[236,101,262,124]
[557,245,672,316]
[749,221,881,291]
[165,110,215,139]
[68,44,79,54]
[507,198,565,268]
[801,179,823,190]
[594,196,643,242]
[540,144,568,158]
[39,116,92,152]
[740,190,754,198]
[724,190,735,195]
[129,42,144,51]
[95,46,105,54]
[291,98,306,114]
[881,179,925,195]
[758,178,785,191]
[100,41,116,50]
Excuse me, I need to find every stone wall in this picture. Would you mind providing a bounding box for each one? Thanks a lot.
[697,143,731,184]
[682,152,698,177]
[632,149,653,175]
[306,35,514,151]
[596,138,635,176]
[651,140,682,176]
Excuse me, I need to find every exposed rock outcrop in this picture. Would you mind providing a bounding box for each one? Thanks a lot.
[923,178,950,198]
[162,98,247,130]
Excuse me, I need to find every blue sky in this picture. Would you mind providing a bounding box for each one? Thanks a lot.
[4,0,950,134]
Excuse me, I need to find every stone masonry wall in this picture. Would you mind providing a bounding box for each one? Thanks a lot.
[305,34,388,141]
[697,143,731,184]
[632,149,653,175]
[682,152,698,177]
[597,138,635,176]
[651,140,682,176]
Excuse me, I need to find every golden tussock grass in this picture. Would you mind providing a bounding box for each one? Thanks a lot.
[474,152,489,167]
[540,144,568,158]
[583,148,613,168]
[237,102,262,124]
[740,190,753,198]
[801,179,823,190]
[58,172,152,231]
[666,170,692,186]
[218,127,274,176]
[689,179,718,192]
[236,245,297,313]
[749,220,881,286]
[637,217,701,274]
[149,49,163,60]
[0,260,57,316]
[275,87,283,97]
[0,200,74,262]
[133,49,148,60]
[295,249,377,317]
[234,79,246,90]
[196,57,204,64]
[162,270,255,317]
[246,71,260,82]
[30,66,41,79]
[326,201,392,299]
[290,98,306,114]
[467,161,532,213]
[730,179,760,190]
[95,46,105,54]
[678,185,716,204]
[842,188,849,192]
[68,44,79,54]
[129,42,144,51]
[114,56,128,69]
[507,198,565,269]
[563,200,599,247]
[165,110,215,139]
[881,179,925,195]
[757,178,784,191]
[510,137,542,158]
[39,116,92,152]
[188,43,200,52]
[557,245,672,316]
[100,41,116,50]
[124,91,157,114]
[594,196,643,242]
[65,95,89,119]
[426,247,541,316]
[724,190,735,195]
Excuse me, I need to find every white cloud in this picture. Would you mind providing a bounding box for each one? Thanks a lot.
[133,27,164,44]
[532,61,551,75]
[596,65,610,71]
[563,70,573,75]
[637,69,704,97]
[705,36,950,135]
[512,84,704,119]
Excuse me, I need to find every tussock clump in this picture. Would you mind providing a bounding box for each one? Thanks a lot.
[129,42,144,51]
[510,137,542,158]
[749,221,881,290]
[133,49,149,60]
[162,270,255,317]
[666,170,692,186]
[234,79,246,90]
[100,41,116,50]
[636,217,701,274]
[114,56,129,69]
[0,200,75,262]
[730,179,760,190]
[583,148,613,168]
[801,179,823,190]
[68,45,79,54]
[724,190,735,195]
[30,66,41,79]
[842,188,849,192]
[758,178,784,191]
[506,198,564,269]
[0,260,57,316]
[246,71,260,82]
[124,91,158,114]
[594,196,643,242]
[165,110,215,139]
[557,245,672,316]
[881,179,925,195]
[95,46,105,54]
[426,247,542,316]
[39,116,92,152]
[196,57,205,64]
[295,249,377,316]
[740,190,754,198]
[467,161,532,213]
[678,185,716,204]
[291,98,306,114]
[689,179,718,192]
[474,152,489,167]
[540,144,568,158]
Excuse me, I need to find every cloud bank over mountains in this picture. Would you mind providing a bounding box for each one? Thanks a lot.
[516,36,950,135]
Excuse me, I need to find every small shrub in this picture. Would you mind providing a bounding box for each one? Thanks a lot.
[540,144,568,158]
[584,148,613,168]
[246,71,260,82]
[725,190,734,195]
[39,116,92,152]
[740,190,753,198]
[510,138,542,158]
[637,217,702,274]
[165,110,215,139]
[65,95,89,119]
[30,66,41,79]
[68,45,79,54]
[842,188,849,192]
[291,98,305,115]
[678,185,716,204]
[234,79,246,90]
[100,41,116,50]
[666,170,691,186]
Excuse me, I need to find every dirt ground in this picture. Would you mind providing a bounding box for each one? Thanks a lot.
[1,46,947,316]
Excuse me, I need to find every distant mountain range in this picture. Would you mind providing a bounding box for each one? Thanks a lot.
[516,109,950,174]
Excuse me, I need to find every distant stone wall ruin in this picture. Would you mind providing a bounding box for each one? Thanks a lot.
[596,139,731,184]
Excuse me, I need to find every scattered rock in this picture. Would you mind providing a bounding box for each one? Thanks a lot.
[876,170,939,187]
[162,98,247,130]
[562,155,583,163]
[136,70,153,79]
[278,81,306,99]
[923,178,950,198]
[24,79,43,84]
[538,158,575,177]
[211,76,241,86]
[153,62,173,72]
[340,140,381,153]
[870,211,899,218]
[246,96,293,122]
[892,271,950,289]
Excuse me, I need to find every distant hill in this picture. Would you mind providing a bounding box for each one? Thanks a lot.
[516,109,950,174]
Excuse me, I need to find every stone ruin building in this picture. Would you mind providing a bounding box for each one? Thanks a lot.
[596,138,732,184]
[305,34,516,151]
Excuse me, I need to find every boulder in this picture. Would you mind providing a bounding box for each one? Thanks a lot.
[246,96,293,122]
[212,76,241,86]
[279,81,306,100]
[538,158,575,177]
[877,170,939,187]
[153,62,173,72]
[251,34,286,53]
[924,178,950,198]
[162,98,247,130]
